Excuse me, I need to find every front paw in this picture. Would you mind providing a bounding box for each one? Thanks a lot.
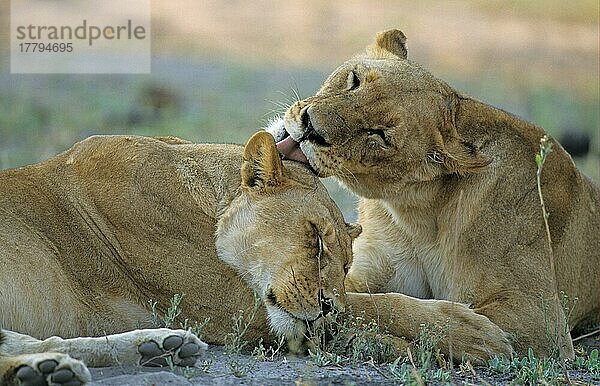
[12,353,91,386]
[135,329,207,367]
[435,302,513,364]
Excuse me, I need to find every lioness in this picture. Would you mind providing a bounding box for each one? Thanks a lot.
[0,129,513,386]
[272,29,600,359]
[0,132,362,385]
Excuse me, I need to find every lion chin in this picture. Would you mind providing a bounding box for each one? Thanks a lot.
[265,306,306,346]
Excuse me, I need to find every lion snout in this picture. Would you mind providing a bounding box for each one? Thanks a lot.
[267,283,341,322]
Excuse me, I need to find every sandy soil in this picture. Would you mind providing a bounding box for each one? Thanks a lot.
[88,342,599,385]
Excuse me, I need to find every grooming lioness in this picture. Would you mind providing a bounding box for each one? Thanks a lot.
[272,29,600,359]
[0,132,365,385]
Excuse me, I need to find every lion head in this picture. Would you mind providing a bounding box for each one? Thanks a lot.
[272,29,491,199]
[215,132,362,346]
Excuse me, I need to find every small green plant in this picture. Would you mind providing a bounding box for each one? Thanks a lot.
[413,324,441,371]
[489,347,600,384]
[488,354,512,374]
[387,324,450,384]
[181,317,210,340]
[224,292,261,354]
[164,293,184,328]
[346,317,398,365]
[388,356,451,384]
[226,359,256,378]
[148,299,160,326]
[488,348,564,385]
[252,336,285,361]
[308,348,346,367]
[573,348,600,380]
[149,293,184,328]
[306,310,398,367]
[148,293,210,339]
[181,366,202,379]
[387,357,418,383]
[200,359,214,373]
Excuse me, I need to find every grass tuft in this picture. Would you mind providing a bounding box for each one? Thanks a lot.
[224,292,262,354]
[306,311,399,367]
[148,293,210,339]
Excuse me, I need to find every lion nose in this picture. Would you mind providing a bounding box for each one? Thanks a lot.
[299,107,330,147]
[318,289,333,317]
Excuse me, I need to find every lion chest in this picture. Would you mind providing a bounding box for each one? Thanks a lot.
[373,202,454,300]
[385,241,454,300]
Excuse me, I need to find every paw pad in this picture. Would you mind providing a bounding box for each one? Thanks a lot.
[15,358,86,386]
[138,334,203,367]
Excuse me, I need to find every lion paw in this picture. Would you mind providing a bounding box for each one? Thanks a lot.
[437,303,514,364]
[13,353,91,386]
[136,329,207,367]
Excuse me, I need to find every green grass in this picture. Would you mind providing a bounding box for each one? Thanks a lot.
[149,293,209,339]
[488,348,600,384]
[224,292,262,355]
[0,58,325,169]
[308,313,399,366]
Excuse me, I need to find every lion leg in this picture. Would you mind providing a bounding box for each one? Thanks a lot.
[0,328,207,368]
[345,292,513,364]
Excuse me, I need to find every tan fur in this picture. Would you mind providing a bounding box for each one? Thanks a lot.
[0,132,359,379]
[278,29,600,359]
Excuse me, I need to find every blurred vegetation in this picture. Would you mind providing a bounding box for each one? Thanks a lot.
[0,59,324,166]
[473,0,598,23]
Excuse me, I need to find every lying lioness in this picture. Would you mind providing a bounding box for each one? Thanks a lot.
[1,127,515,385]
[0,132,363,385]
[272,29,600,359]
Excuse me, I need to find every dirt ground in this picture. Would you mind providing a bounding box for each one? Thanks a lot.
[87,338,599,385]
[90,346,397,385]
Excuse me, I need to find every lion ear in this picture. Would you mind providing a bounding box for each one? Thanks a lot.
[441,139,491,175]
[241,131,285,191]
[346,223,362,240]
[368,29,408,59]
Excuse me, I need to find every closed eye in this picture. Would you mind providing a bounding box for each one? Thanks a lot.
[366,129,391,149]
[316,233,328,270]
[368,129,386,140]
[316,234,324,266]
[347,71,360,91]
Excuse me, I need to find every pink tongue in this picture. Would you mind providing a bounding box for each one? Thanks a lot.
[276,136,309,164]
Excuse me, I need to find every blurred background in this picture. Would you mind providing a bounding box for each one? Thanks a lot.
[0,0,598,220]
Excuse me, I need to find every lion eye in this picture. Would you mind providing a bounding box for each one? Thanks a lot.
[367,129,387,144]
[347,71,360,91]
[315,235,327,269]
[316,235,323,259]
[366,129,390,149]
[367,129,385,138]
